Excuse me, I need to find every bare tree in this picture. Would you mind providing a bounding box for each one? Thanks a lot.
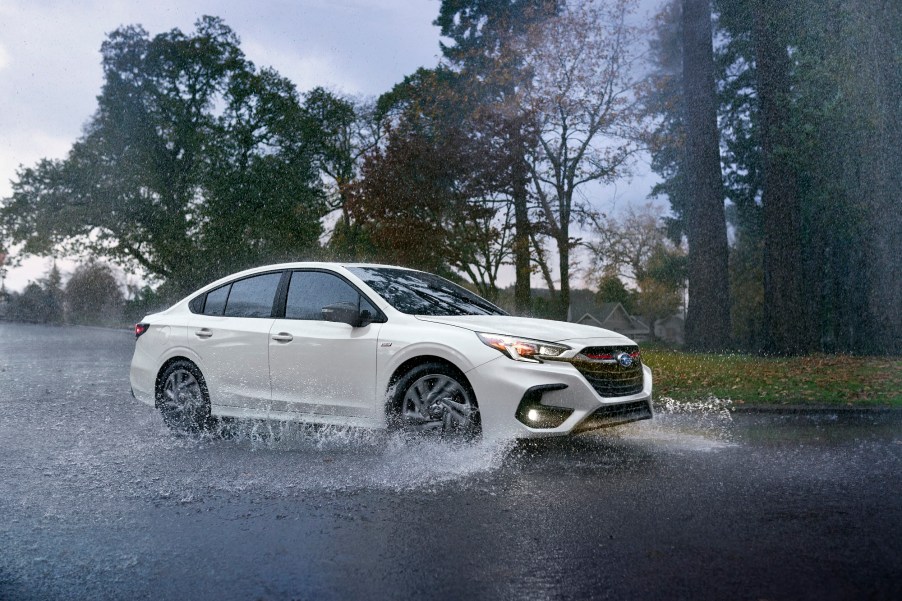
[587,203,686,339]
[586,203,670,285]
[520,0,644,319]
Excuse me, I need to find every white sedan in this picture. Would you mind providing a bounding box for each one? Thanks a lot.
[130,263,653,439]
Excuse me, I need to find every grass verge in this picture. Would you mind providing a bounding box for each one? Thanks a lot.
[641,346,902,407]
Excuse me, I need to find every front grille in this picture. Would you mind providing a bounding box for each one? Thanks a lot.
[573,400,652,434]
[570,345,644,397]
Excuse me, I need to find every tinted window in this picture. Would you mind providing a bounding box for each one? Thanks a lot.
[347,267,506,316]
[223,273,281,318]
[285,271,377,320]
[203,284,230,316]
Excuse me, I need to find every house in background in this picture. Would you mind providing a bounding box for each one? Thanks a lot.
[566,289,651,341]
[652,313,685,346]
[566,288,685,345]
[496,287,684,345]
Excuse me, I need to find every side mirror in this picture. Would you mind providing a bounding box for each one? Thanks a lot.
[321,302,372,327]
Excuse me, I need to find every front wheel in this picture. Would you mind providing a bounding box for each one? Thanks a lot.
[390,363,481,439]
[157,360,213,433]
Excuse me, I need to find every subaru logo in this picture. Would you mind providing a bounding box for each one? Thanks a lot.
[616,352,633,368]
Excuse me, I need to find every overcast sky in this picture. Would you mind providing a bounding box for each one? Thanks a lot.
[0,0,661,292]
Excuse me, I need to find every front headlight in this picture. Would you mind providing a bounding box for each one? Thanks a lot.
[476,332,570,363]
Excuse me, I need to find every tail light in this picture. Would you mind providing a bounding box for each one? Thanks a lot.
[134,323,150,339]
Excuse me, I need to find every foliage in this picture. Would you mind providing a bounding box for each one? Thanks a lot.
[65,262,124,325]
[646,0,902,354]
[4,264,64,324]
[0,17,325,296]
[301,87,383,257]
[522,0,645,319]
[586,204,685,333]
[595,275,635,313]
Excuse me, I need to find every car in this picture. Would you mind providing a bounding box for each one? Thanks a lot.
[130,263,653,440]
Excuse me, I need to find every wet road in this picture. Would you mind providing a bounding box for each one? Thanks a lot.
[0,323,899,600]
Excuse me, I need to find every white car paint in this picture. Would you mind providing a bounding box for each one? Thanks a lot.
[130,262,653,439]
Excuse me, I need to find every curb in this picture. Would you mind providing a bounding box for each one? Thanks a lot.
[728,405,902,417]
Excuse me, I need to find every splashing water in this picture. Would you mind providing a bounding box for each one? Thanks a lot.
[609,395,737,451]
[121,413,519,502]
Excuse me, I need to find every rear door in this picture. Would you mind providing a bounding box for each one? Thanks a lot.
[268,270,382,418]
[188,271,284,411]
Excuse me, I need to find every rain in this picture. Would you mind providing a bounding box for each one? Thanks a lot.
[1,0,900,599]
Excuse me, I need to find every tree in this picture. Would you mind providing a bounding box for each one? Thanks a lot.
[750,0,808,354]
[587,204,674,286]
[65,262,125,325]
[302,88,383,258]
[635,246,686,340]
[595,275,636,313]
[648,0,901,353]
[363,66,519,298]
[680,0,731,350]
[349,70,512,297]
[348,126,466,275]
[6,265,64,324]
[521,0,644,319]
[0,17,325,296]
[435,0,560,313]
[587,204,686,337]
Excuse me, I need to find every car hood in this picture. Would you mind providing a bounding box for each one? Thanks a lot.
[414,315,636,344]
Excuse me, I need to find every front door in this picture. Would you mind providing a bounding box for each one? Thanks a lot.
[268,270,382,418]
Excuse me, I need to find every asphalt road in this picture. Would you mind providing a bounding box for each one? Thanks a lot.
[0,323,899,601]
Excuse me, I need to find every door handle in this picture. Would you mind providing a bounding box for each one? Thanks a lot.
[271,332,293,343]
[195,328,213,339]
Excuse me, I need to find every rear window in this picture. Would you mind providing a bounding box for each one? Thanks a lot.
[197,272,283,317]
[203,285,230,316]
[223,273,282,318]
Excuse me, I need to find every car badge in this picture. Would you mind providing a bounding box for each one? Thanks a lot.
[616,352,633,368]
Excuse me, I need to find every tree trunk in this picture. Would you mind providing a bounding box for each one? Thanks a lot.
[558,232,570,321]
[681,0,732,351]
[863,0,902,354]
[753,0,808,354]
[512,154,532,315]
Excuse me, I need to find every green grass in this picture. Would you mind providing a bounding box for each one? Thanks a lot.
[641,346,902,407]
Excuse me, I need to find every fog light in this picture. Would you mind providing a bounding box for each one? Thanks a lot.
[515,384,573,429]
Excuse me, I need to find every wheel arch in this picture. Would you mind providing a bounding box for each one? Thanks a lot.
[154,356,204,408]
[384,355,476,415]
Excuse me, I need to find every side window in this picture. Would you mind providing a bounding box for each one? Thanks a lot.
[203,284,230,316]
[223,273,282,318]
[285,271,377,320]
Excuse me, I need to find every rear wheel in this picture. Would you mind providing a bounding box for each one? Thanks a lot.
[390,363,480,439]
[157,360,213,433]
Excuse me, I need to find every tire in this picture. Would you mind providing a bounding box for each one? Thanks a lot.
[156,360,213,433]
[389,362,481,439]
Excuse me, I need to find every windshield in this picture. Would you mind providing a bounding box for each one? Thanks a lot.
[347,267,507,317]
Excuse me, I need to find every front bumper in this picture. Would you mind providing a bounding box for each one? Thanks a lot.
[466,355,653,440]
